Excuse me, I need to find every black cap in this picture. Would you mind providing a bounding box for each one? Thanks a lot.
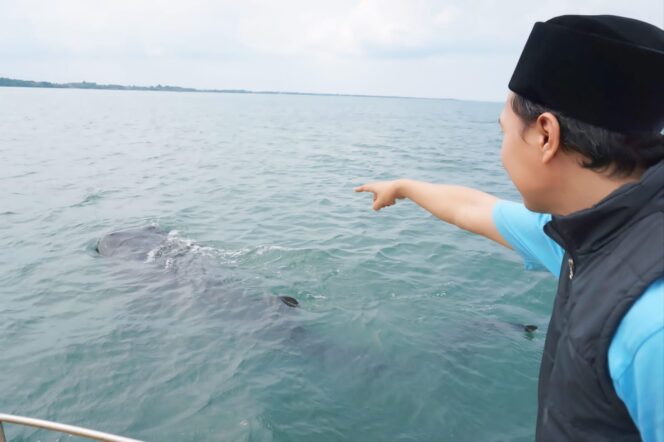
[508,15,664,134]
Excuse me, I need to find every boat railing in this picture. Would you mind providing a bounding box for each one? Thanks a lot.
[0,413,143,442]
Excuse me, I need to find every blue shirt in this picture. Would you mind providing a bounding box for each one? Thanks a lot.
[493,200,664,442]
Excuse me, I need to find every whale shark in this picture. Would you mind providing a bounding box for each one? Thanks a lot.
[95,225,392,378]
[95,224,537,378]
[96,225,537,333]
[96,225,299,308]
[96,225,169,260]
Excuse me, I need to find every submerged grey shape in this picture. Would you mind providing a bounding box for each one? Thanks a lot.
[96,225,299,308]
[96,225,168,260]
[93,226,386,378]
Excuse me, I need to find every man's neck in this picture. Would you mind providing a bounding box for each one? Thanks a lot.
[554,167,643,216]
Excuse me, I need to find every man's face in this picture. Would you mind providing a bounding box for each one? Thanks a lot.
[499,93,552,212]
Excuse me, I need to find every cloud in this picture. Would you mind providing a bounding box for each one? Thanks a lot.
[236,0,518,59]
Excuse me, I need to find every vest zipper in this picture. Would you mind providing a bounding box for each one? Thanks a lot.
[544,219,577,280]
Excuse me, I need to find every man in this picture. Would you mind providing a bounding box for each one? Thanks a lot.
[355,15,664,441]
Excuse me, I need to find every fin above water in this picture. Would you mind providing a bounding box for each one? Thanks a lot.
[278,296,299,308]
[505,322,538,333]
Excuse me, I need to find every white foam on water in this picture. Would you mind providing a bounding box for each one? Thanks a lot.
[141,226,293,268]
[144,247,158,263]
[254,244,289,256]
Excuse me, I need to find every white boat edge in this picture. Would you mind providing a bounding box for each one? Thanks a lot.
[0,413,143,442]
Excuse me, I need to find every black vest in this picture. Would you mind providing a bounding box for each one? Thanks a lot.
[537,160,664,441]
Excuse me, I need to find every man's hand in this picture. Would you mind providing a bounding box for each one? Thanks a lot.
[354,180,406,211]
[354,178,511,249]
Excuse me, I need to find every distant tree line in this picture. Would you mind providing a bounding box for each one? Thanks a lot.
[0,76,423,100]
[0,77,249,93]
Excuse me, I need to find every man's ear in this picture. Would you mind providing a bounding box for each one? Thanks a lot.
[536,112,561,164]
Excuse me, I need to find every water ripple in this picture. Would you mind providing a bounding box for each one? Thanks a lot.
[0,88,553,441]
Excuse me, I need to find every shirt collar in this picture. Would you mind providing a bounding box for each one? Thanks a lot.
[544,159,664,255]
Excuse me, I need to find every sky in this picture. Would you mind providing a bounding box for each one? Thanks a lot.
[1,0,662,101]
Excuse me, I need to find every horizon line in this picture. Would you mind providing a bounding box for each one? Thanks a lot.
[0,76,500,103]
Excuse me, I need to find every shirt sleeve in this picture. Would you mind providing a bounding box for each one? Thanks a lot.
[492,200,565,276]
[609,279,664,442]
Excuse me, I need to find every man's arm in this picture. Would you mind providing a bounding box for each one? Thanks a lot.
[610,279,664,442]
[355,179,511,249]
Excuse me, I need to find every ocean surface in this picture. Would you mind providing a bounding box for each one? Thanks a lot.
[0,87,557,441]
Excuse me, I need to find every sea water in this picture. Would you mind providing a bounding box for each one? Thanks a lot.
[0,87,557,441]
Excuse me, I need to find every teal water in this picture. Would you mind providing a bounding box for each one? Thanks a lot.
[0,87,557,441]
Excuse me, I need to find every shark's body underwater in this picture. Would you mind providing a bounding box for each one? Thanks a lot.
[96,225,299,308]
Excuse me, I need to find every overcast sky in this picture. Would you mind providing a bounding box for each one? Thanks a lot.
[1,0,662,101]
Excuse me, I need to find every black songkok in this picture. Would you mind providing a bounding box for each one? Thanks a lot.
[508,15,664,134]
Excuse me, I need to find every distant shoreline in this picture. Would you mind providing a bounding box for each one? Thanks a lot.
[0,76,452,101]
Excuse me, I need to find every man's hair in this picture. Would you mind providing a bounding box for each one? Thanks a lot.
[510,94,664,177]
